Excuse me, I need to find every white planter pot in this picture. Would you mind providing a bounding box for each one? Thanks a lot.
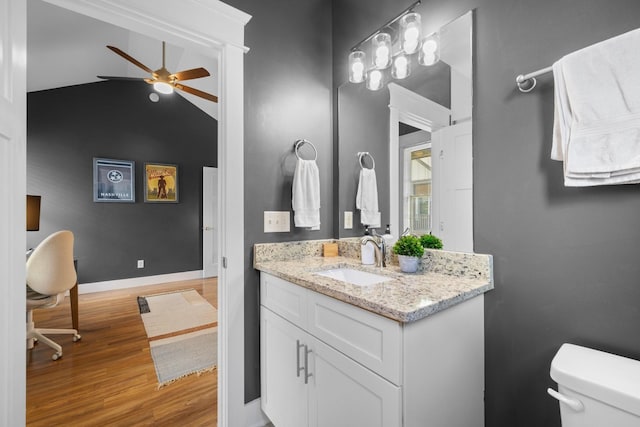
[397,255,419,273]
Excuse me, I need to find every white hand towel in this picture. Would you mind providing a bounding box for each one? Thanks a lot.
[551,28,640,186]
[356,168,381,228]
[292,158,320,229]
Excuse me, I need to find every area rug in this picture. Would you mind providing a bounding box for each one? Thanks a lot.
[149,328,218,386]
[137,289,218,387]
[138,289,217,338]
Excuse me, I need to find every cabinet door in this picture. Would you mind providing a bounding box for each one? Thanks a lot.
[308,335,401,427]
[261,307,308,427]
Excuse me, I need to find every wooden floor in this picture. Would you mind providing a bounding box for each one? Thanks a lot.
[26,278,218,426]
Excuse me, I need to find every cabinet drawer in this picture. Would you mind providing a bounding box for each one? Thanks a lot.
[307,291,402,385]
[261,273,308,329]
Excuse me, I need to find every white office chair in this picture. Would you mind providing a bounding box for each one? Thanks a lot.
[26,230,81,360]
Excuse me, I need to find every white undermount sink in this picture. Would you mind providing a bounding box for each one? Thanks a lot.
[314,267,392,286]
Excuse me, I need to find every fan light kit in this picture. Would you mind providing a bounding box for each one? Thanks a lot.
[98,41,218,102]
[348,0,440,91]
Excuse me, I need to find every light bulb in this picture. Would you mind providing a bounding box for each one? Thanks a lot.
[392,55,410,79]
[371,33,391,69]
[419,33,440,66]
[422,39,437,53]
[403,34,419,54]
[375,45,390,68]
[400,12,422,54]
[366,69,383,91]
[348,50,366,83]
[153,81,174,94]
[421,53,437,66]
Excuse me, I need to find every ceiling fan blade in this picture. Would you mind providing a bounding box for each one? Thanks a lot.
[169,67,210,82]
[97,75,146,81]
[106,45,154,74]
[174,83,218,103]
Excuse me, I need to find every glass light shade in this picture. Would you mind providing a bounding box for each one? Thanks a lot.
[371,32,392,69]
[392,54,411,79]
[400,12,422,54]
[348,51,366,83]
[366,69,384,91]
[153,81,174,94]
[419,33,440,66]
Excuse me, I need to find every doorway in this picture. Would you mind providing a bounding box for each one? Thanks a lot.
[2,1,249,425]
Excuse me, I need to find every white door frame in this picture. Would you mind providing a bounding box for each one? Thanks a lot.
[5,1,251,426]
[388,83,450,239]
[203,166,219,277]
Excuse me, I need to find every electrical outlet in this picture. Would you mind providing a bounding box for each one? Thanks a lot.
[264,211,291,233]
[137,259,144,269]
[344,211,353,229]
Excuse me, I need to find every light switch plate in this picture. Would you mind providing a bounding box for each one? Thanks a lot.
[344,211,353,229]
[264,211,291,233]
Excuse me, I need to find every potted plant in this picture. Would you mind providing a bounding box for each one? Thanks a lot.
[420,233,443,249]
[392,235,424,273]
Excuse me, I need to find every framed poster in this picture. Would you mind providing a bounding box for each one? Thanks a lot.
[144,162,178,203]
[93,158,135,202]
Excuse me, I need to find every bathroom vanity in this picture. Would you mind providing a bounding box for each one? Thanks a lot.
[254,240,493,427]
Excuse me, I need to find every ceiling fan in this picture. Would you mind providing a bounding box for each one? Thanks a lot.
[98,41,218,103]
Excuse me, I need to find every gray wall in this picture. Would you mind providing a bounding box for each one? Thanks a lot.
[334,0,640,426]
[27,80,217,284]
[224,0,334,402]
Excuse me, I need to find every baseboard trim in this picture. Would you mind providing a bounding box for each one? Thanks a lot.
[245,398,270,427]
[78,270,205,294]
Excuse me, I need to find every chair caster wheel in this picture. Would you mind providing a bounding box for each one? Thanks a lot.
[73,334,81,342]
[52,352,62,361]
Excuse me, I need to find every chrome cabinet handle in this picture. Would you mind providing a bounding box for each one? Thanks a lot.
[547,388,584,412]
[296,340,305,377]
[304,345,313,384]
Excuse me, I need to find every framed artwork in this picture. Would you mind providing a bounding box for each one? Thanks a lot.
[144,162,179,203]
[93,158,135,202]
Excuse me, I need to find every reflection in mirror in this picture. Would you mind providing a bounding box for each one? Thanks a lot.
[338,10,473,253]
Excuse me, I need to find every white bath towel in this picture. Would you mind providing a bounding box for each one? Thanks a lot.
[292,158,320,229]
[552,28,640,186]
[356,168,380,228]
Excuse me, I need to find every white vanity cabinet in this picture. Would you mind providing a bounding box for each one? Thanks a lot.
[260,272,485,427]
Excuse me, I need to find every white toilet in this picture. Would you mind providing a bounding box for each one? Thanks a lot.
[549,343,640,426]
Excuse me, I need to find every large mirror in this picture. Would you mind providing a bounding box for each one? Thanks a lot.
[338,10,473,252]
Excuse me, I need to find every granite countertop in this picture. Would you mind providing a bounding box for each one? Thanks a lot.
[254,253,493,323]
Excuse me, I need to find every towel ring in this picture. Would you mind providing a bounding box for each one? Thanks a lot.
[357,151,375,170]
[294,139,318,161]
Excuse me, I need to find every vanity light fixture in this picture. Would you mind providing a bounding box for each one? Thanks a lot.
[348,0,440,91]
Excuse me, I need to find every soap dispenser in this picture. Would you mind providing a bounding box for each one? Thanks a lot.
[382,224,394,246]
[361,226,375,265]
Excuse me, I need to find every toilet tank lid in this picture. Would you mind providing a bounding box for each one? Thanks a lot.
[551,343,640,416]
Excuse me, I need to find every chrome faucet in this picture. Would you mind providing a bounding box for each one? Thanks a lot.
[361,231,386,268]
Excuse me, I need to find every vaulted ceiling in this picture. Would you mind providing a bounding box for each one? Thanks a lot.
[28,1,219,118]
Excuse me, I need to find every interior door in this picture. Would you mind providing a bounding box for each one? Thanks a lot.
[0,0,27,424]
[203,166,218,277]
[431,121,473,252]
